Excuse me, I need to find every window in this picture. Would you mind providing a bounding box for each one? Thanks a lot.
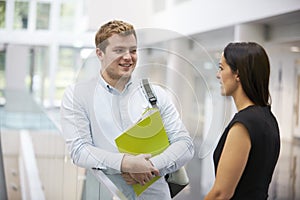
[36,2,51,30]
[30,46,49,104]
[59,2,75,31]
[14,1,29,29]
[56,47,79,101]
[0,1,5,29]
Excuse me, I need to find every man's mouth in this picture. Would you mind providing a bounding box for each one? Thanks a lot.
[119,63,132,67]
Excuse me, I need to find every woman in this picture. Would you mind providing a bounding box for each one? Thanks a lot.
[204,42,280,200]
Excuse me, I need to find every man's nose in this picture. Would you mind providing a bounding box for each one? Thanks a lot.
[123,51,134,60]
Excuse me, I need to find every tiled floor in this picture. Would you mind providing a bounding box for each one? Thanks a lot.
[173,138,300,200]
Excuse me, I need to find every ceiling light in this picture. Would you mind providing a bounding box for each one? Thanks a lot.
[290,46,300,53]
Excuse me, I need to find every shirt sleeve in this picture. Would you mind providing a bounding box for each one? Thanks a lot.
[149,86,194,176]
[60,85,124,174]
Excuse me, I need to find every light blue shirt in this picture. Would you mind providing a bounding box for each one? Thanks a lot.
[60,75,194,200]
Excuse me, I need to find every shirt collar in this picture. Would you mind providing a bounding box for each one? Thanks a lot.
[98,75,133,94]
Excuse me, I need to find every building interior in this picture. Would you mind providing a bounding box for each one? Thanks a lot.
[0,0,300,199]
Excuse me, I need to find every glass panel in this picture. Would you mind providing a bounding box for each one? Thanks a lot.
[30,46,49,106]
[13,1,29,29]
[0,1,5,29]
[0,48,5,90]
[82,170,127,200]
[0,133,8,200]
[59,3,75,31]
[56,47,78,103]
[36,2,50,30]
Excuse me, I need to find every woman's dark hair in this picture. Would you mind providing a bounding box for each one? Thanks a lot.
[223,42,271,106]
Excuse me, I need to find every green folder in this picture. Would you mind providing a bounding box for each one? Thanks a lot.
[115,108,170,196]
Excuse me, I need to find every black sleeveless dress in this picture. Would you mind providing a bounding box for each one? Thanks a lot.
[213,105,280,200]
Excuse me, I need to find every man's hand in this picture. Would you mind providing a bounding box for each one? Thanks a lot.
[128,172,154,185]
[121,154,159,174]
[122,172,157,186]
[121,173,138,185]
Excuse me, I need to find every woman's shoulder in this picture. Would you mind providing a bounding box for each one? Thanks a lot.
[234,105,272,126]
[236,105,265,117]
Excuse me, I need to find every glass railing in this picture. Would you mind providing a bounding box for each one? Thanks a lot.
[0,89,126,200]
[82,170,127,200]
[0,130,8,200]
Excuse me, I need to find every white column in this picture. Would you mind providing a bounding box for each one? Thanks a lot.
[5,0,14,31]
[46,0,60,107]
[49,0,60,32]
[166,38,195,129]
[234,24,265,44]
[28,0,37,32]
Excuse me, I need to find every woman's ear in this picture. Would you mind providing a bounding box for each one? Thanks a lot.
[235,71,240,82]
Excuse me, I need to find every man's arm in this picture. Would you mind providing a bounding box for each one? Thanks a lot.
[60,85,124,174]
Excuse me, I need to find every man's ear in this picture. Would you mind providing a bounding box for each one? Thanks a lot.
[96,48,103,59]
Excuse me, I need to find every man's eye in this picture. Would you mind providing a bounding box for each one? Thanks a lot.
[114,49,124,53]
[130,49,137,54]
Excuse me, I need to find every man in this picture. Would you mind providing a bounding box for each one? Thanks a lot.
[60,20,194,200]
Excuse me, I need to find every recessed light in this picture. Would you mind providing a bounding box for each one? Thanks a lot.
[290,46,300,53]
